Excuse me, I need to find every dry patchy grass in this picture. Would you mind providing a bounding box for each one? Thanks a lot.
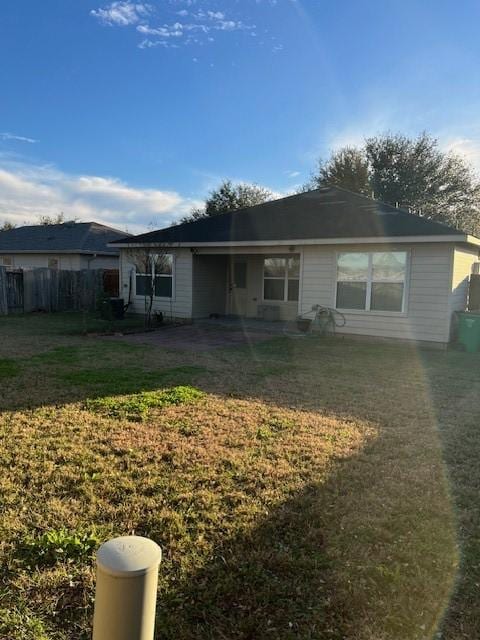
[0,313,479,639]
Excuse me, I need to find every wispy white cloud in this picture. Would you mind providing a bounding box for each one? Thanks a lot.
[0,132,38,144]
[91,1,261,51]
[138,38,180,49]
[91,2,151,27]
[136,9,254,48]
[0,159,201,233]
[137,23,184,37]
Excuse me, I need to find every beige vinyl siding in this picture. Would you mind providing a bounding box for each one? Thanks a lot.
[300,243,455,343]
[192,255,228,318]
[450,246,479,312]
[447,246,479,339]
[120,248,193,319]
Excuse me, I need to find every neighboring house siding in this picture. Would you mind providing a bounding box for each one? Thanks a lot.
[300,243,455,343]
[192,255,227,318]
[121,248,193,318]
[0,253,118,270]
[0,254,83,270]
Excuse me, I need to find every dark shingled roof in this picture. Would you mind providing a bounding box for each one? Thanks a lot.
[0,221,131,254]
[112,186,466,246]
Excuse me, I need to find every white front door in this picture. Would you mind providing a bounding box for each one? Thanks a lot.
[228,258,248,316]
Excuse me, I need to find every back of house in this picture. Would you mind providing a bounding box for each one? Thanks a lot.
[111,186,480,346]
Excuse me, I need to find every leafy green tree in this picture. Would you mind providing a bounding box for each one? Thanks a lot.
[0,221,16,231]
[365,133,480,233]
[306,147,370,196]
[307,132,480,235]
[182,180,273,223]
[39,212,66,225]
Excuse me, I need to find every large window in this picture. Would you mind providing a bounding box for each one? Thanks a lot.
[264,256,300,302]
[336,251,407,312]
[136,254,173,298]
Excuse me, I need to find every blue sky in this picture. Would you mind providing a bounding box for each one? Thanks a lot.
[1,0,480,232]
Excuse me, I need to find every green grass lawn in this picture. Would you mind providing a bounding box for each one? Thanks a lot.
[0,313,480,639]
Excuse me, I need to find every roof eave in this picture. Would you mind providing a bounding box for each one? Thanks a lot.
[110,234,476,249]
[465,234,480,247]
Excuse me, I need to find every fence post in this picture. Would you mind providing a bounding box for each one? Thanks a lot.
[0,266,8,315]
[92,536,162,640]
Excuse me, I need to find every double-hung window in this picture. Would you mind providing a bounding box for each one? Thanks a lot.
[154,254,173,297]
[336,251,407,312]
[136,254,173,298]
[263,256,300,302]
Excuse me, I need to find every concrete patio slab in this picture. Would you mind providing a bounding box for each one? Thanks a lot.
[103,321,277,351]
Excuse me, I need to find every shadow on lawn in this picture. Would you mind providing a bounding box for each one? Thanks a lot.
[429,371,480,639]
[0,341,211,412]
[153,481,348,640]
[146,438,457,640]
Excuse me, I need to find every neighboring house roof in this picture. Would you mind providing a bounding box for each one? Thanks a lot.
[111,186,479,248]
[0,221,131,255]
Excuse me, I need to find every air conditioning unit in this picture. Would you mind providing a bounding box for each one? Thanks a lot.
[472,262,480,275]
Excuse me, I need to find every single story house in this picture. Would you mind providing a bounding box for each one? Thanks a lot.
[0,221,130,270]
[111,186,480,346]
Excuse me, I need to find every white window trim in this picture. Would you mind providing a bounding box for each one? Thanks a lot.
[334,250,410,316]
[134,254,175,300]
[262,255,300,303]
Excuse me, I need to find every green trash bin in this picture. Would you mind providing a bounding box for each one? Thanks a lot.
[458,312,480,353]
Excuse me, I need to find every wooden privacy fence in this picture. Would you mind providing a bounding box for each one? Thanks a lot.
[0,267,119,315]
[0,268,23,315]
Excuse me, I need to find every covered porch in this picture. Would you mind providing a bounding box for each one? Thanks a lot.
[191,250,301,321]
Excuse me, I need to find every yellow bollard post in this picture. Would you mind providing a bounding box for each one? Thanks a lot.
[92,536,162,640]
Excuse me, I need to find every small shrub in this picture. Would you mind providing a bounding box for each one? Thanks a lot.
[20,528,100,567]
[86,385,205,421]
